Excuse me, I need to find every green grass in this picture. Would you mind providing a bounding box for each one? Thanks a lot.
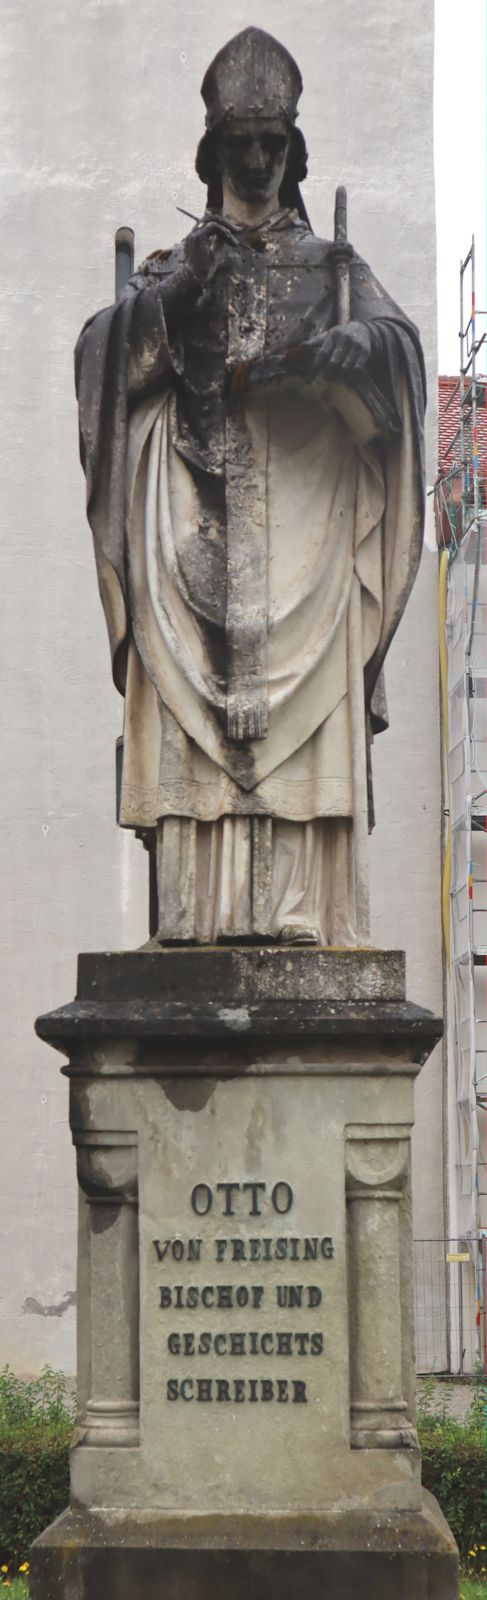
[0,1581,29,1596]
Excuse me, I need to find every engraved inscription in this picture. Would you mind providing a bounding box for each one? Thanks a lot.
[152,1178,335,1407]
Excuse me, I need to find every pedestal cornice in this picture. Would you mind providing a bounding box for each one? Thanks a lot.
[35,948,442,1071]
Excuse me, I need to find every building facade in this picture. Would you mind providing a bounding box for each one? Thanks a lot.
[0,0,439,1372]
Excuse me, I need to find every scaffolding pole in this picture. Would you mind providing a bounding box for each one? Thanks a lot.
[436,235,487,1367]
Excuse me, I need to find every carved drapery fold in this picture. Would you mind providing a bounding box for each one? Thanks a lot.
[225,258,268,740]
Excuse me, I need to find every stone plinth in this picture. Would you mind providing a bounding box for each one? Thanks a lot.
[30,948,458,1598]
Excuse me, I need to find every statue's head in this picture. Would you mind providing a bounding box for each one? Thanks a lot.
[196,28,308,215]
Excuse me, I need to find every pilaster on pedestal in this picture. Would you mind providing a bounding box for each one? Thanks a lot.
[74,1130,139,1449]
[345,1127,416,1449]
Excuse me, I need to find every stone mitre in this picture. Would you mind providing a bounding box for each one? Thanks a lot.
[201,26,302,128]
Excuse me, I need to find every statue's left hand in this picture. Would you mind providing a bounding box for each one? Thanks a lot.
[230,321,373,398]
[305,321,373,379]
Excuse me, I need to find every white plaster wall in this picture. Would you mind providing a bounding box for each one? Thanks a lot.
[0,0,438,1372]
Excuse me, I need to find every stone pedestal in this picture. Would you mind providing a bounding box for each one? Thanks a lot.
[30,948,459,1598]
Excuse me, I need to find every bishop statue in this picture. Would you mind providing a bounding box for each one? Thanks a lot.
[75,27,426,947]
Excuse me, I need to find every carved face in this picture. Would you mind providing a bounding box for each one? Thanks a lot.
[216,116,291,208]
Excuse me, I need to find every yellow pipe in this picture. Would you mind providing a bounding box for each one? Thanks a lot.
[438,551,449,751]
[438,551,451,965]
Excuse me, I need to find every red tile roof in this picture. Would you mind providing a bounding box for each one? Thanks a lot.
[438,374,487,477]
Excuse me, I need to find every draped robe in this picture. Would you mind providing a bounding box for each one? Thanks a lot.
[75,210,426,943]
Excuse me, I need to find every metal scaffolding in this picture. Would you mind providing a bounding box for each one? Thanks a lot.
[436,236,487,1365]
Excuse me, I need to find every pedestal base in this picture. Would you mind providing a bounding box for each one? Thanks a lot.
[32,948,456,1595]
[30,1494,459,1599]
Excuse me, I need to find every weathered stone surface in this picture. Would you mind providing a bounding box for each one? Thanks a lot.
[69,1068,420,1514]
[35,947,441,1065]
[35,997,442,1063]
[31,947,455,1594]
[76,947,407,1003]
[75,19,427,948]
[32,951,442,1521]
[30,1495,459,1599]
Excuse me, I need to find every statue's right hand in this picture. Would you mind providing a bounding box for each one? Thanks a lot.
[184,220,238,288]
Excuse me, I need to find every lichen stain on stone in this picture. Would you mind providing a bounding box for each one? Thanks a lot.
[244,1096,267,1167]
[23,1289,77,1318]
[91,1202,122,1233]
[218,1006,252,1031]
[70,1084,94,1133]
[160,1079,216,1111]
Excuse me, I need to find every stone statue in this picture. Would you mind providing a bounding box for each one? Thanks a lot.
[75,26,426,948]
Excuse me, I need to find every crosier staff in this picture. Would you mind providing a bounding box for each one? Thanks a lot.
[333,184,351,324]
[333,185,370,943]
[115,225,135,300]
